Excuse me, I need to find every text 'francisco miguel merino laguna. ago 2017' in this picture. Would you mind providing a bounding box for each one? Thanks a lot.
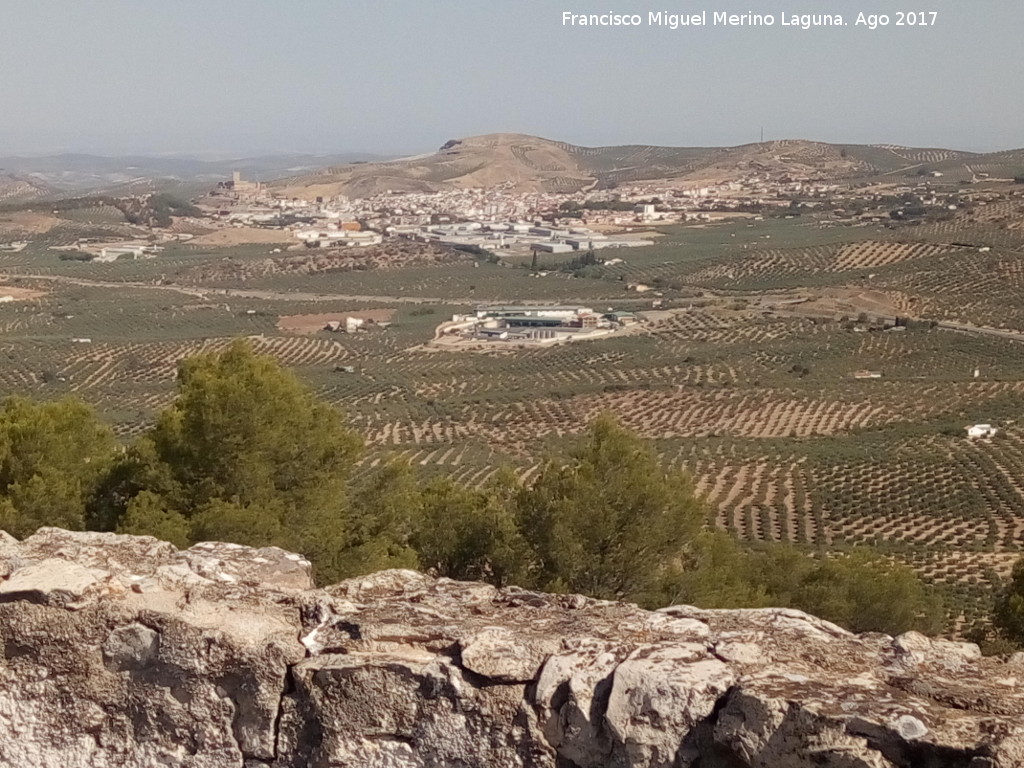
[562,11,870,30]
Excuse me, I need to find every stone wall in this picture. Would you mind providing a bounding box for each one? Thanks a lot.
[0,528,1020,767]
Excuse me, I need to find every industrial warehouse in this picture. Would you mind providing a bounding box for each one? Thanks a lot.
[430,305,639,349]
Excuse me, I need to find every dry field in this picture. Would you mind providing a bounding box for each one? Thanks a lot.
[0,212,62,237]
[0,284,49,301]
[188,227,296,247]
[795,288,903,318]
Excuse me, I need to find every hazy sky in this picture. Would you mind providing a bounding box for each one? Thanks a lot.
[1,0,1021,155]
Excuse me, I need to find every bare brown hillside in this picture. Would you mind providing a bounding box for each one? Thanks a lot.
[272,133,597,198]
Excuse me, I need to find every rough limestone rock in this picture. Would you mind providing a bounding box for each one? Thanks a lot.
[0,529,1023,766]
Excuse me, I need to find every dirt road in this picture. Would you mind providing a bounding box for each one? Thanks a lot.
[3,273,445,304]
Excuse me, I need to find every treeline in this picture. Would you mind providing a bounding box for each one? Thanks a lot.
[558,249,601,275]
[120,193,201,228]
[2,340,1016,640]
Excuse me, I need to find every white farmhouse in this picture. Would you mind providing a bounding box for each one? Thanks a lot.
[966,424,998,439]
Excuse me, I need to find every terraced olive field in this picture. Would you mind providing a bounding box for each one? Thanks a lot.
[5,204,1024,630]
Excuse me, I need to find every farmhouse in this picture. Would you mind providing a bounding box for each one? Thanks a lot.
[94,244,159,262]
[324,317,365,333]
[966,424,998,439]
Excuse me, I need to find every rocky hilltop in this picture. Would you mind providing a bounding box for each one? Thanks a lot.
[0,528,1022,767]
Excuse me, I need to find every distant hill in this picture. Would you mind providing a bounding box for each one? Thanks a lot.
[0,173,58,204]
[272,134,599,198]
[0,152,390,202]
[269,133,1024,198]
[3,138,1021,205]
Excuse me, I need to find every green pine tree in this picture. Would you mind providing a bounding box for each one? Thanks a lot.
[0,396,116,537]
[516,413,704,604]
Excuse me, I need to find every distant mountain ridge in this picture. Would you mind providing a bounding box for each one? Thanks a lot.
[269,133,1024,198]
[2,136,1022,205]
[0,152,391,202]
